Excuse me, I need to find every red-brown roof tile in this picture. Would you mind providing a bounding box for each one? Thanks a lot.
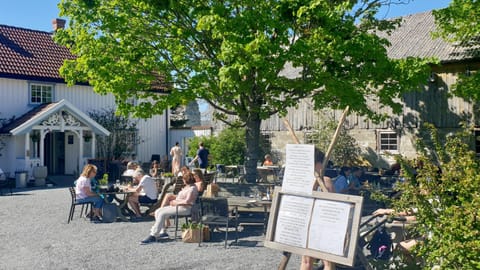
[0,24,74,82]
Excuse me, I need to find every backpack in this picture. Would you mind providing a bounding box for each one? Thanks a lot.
[368,226,392,260]
[102,203,117,223]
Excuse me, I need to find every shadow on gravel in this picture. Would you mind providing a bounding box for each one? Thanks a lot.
[2,192,33,196]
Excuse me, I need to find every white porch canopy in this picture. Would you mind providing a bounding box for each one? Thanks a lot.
[8,99,110,172]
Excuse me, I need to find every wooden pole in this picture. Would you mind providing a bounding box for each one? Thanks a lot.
[316,106,350,189]
[278,106,350,270]
[282,118,300,144]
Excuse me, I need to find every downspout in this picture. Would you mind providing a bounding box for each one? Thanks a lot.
[165,108,169,158]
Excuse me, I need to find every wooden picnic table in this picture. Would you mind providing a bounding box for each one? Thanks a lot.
[227,196,272,233]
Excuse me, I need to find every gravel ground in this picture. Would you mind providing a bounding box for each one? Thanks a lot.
[0,187,302,270]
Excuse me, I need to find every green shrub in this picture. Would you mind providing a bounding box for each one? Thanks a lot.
[395,124,480,269]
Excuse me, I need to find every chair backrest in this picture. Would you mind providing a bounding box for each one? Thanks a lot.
[200,197,229,217]
[68,187,76,203]
[173,176,185,195]
[203,172,216,185]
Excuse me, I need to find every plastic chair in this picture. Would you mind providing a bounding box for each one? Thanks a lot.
[67,187,93,223]
[199,197,238,248]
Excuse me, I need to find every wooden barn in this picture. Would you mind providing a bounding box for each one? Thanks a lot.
[255,11,480,167]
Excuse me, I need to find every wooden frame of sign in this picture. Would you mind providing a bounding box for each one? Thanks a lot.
[264,187,363,266]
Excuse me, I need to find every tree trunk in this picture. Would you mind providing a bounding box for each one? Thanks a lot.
[244,114,261,183]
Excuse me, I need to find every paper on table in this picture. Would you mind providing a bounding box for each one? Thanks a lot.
[308,199,352,256]
[274,194,314,248]
[282,144,315,194]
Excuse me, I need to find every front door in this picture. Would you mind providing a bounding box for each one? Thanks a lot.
[44,132,65,175]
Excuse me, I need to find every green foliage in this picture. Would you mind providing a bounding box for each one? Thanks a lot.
[56,0,430,181]
[188,127,246,166]
[307,113,361,166]
[99,173,109,185]
[187,127,270,167]
[88,107,140,160]
[181,222,203,231]
[394,124,480,269]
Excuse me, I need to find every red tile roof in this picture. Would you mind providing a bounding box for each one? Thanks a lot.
[0,24,74,82]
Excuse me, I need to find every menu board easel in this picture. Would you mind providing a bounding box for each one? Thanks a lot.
[264,187,363,267]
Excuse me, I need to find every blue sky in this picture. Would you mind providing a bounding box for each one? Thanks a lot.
[1,0,451,32]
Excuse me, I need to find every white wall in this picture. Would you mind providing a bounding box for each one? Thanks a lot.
[0,77,168,173]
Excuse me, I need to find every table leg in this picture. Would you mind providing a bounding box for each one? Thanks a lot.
[114,193,132,222]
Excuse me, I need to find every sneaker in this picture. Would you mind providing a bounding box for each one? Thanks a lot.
[131,216,143,222]
[91,216,102,223]
[140,235,157,245]
[158,232,169,239]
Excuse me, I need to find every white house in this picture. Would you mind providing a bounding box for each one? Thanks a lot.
[0,20,169,183]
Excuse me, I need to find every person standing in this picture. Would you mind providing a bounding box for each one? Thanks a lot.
[189,142,210,169]
[170,142,182,176]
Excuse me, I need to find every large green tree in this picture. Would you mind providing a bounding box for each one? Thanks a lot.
[56,0,429,183]
[433,0,480,102]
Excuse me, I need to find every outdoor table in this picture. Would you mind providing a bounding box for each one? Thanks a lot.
[99,186,135,222]
[225,165,240,181]
[227,196,272,234]
[256,166,280,183]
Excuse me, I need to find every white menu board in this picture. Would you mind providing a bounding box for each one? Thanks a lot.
[282,144,315,194]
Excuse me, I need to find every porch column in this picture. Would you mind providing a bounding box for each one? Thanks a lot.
[25,133,31,159]
[39,130,46,166]
[91,133,96,159]
[79,130,84,173]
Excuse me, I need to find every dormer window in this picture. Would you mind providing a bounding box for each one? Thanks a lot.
[30,83,53,104]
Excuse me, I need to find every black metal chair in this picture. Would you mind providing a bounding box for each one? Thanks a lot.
[199,197,238,248]
[173,198,201,241]
[67,187,93,223]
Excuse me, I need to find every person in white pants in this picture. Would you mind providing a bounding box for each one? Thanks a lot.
[141,172,198,244]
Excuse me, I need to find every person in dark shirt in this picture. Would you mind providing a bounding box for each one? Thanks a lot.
[189,142,210,169]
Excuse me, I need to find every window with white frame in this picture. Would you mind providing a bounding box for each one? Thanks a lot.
[378,131,398,152]
[30,83,53,104]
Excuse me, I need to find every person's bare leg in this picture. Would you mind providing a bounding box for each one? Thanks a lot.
[128,195,142,217]
[300,256,313,270]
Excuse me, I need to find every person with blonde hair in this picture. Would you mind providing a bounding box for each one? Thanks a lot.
[75,164,104,223]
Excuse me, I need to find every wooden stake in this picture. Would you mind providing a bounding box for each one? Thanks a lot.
[278,106,350,270]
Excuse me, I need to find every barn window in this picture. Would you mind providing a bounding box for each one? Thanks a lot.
[378,131,398,152]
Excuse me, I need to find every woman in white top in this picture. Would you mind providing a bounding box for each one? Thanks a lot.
[75,164,104,223]
[170,142,182,176]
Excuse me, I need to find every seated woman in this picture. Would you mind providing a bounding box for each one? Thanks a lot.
[372,208,419,255]
[141,172,198,244]
[262,154,274,166]
[150,160,160,177]
[192,168,205,196]
[126,169,158,220]
[75,164,104,223]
